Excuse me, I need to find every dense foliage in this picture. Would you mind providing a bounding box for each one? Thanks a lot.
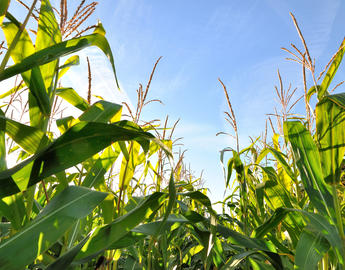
[1,1,345,269]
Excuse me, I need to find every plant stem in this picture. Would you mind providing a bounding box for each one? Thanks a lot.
[0,0,38,72]
[41,180,49,203]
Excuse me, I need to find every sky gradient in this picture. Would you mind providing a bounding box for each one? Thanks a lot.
[87,0,345,202]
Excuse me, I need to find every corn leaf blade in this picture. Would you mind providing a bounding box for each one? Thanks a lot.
[283,121,334,219]
[0,121,154,198]
[0,186,107,270]
[316,93,345,184]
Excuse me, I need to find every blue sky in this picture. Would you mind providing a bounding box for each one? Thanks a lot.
[5,0,345,203]
[89,0,345,201]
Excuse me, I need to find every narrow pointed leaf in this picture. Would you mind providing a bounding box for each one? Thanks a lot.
[56,87,89,111]
[318,38,345,99]
[58,55,79,79]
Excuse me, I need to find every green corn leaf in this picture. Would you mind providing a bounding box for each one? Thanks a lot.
[0,121,154,198]
[252,208,290,238]
[107,231,146,250]
[294,229,330,270]
[58,55,79,79]
[2,22,50,118]
[297,210,345,266]
[0,114,50,154]
[0,193,26,230]
[220,250,262,270]
[178,191,217,216]
[217,225,283,269]
[257,147,295,181]
[131,215,188,236]
[307,85,319,103]
[318,37,345,100]
[75,192,167,261]
[0,0,10,25]
[0,186,107,270]
[283,121,334,219]
[45,233,91,270]
[36,0,61,93]
[316,93,345,184]
[82,143,121,188]
[79,100,122,122]
[56,116,77,133]
[56,87,90,111]
[0,22,119,89]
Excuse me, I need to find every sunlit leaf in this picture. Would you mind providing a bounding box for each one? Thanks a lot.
[316,93,345,184]
[283,121,334,219]
[0,121,154,198]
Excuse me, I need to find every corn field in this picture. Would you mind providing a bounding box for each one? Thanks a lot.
[0,1,345,269]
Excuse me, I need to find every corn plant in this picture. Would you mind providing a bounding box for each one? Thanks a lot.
[220,13,345,270]
[0,1,177,269]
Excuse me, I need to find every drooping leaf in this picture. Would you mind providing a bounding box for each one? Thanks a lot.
[58,55,79,79]
[0,121,154,198]
[56,87,89,111]
[0,186,107,270]
[257,147,295,181]
[217,225,283,269]
[0,22,119,89]
[318,37,345,99]
[178,191,217,216]
[221,250,262,270]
